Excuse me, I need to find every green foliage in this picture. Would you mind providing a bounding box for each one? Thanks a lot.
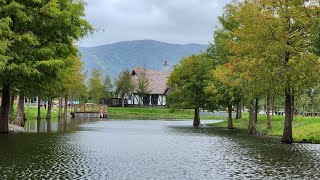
[102,74,113,99]
[88,69,104,104]
[115,69,134,98]
[168,54,215,110]
[136,67,150,104]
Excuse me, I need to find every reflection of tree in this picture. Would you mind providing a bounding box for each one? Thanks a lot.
[172,126,320,178]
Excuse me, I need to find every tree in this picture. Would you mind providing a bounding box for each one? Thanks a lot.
[88,69,104,104]
[102,74,113,99]
[168,54,215,126]
[115,69,134,107]
[136,68,150,106]
[0,0,93,132]
[218,0,320,143]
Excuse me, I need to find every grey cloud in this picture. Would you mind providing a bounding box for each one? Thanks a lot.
[78,0,231,47]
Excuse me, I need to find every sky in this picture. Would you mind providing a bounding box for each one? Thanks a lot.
[78,0,232,47]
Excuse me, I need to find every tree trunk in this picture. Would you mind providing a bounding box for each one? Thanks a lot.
[37,118,41,133]
[227,101,233,129]
[47,119,51,132]
[64,95,68,118]
[272,96,275,116]
[236,102,240,120]
[282,86,293,143]
[58,97,63,118]
[254,98,259,123]
[121,95,125,108]
[193,107,200,126]
[46,99,52,120]
[239,102,242,119]
[248,100,256,134]
[266,94,271,129]
[37,98,41,120]
[0,83,10,133]
[291,94,295,119]
[16,94,25,127]
[8,93,15,123]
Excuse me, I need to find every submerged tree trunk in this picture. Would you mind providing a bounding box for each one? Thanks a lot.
[8,93,15,123]
[227,101,234,129]
[64,95,68,118]
[254,98,259,123]
[266,94,271,129]
[16,94,25,127]
[0,83,10,133]
[47,118,51,132]
[46,99,52,120]
[193,107,200,127]
[37,98,41,120]
[248,101,256,134]
[282,87,293,144]
[58,97,63,118]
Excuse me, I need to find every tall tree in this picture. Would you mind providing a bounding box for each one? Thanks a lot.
[136,68,150,106]
[219,0,320,143]
[102,74,113,99]
[115,69,134,107]
[0,0,93,133]
[168,54,215,126]
[88,69,104,104]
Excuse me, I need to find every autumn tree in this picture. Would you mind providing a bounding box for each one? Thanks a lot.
[218,0,320,143]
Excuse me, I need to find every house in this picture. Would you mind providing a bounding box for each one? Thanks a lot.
[127,67,170,107]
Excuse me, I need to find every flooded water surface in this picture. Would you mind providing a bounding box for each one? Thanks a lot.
[0,119,320,179]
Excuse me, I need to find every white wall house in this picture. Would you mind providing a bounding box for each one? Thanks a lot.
[127,67,170,107]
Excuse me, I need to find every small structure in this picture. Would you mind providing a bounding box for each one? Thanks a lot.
[71,104,108,118]
[126,66,170,107]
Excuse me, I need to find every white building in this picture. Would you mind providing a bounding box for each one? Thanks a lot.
[127,67,170,107]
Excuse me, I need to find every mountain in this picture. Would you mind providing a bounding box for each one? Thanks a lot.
[78,40,208,78]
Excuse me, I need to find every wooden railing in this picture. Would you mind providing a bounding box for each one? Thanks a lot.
[72,104,108,114]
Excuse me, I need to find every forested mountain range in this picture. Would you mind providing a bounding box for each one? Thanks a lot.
[78,40,208,78]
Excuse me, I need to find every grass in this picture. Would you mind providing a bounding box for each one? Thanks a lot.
[21,106,320,143]
[209,113,320,143]
[107,107,224,120]
[22,106,59,121]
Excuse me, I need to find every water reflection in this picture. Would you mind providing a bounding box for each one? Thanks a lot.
[25,118,105,133]
[0,120,319,179]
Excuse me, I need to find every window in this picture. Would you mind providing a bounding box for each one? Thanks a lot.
[143,95,150,105]
[151,95,158,105]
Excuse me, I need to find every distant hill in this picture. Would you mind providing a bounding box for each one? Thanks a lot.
[78,40,208,79]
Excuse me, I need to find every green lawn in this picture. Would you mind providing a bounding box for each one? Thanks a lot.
[23,106,320,143]
[107,107,224,120]
[209,113,320,143]
[24,106,59,121]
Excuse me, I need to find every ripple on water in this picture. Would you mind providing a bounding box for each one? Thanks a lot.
[0,120,320,179]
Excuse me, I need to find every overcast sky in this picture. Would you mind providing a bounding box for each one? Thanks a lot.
[78,0,231,47]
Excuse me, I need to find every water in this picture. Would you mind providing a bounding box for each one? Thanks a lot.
[0,119,320,179]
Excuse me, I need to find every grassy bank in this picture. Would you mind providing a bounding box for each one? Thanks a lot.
[24,106,59,121]
[209,113,320,143]
[107,107,224,120]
